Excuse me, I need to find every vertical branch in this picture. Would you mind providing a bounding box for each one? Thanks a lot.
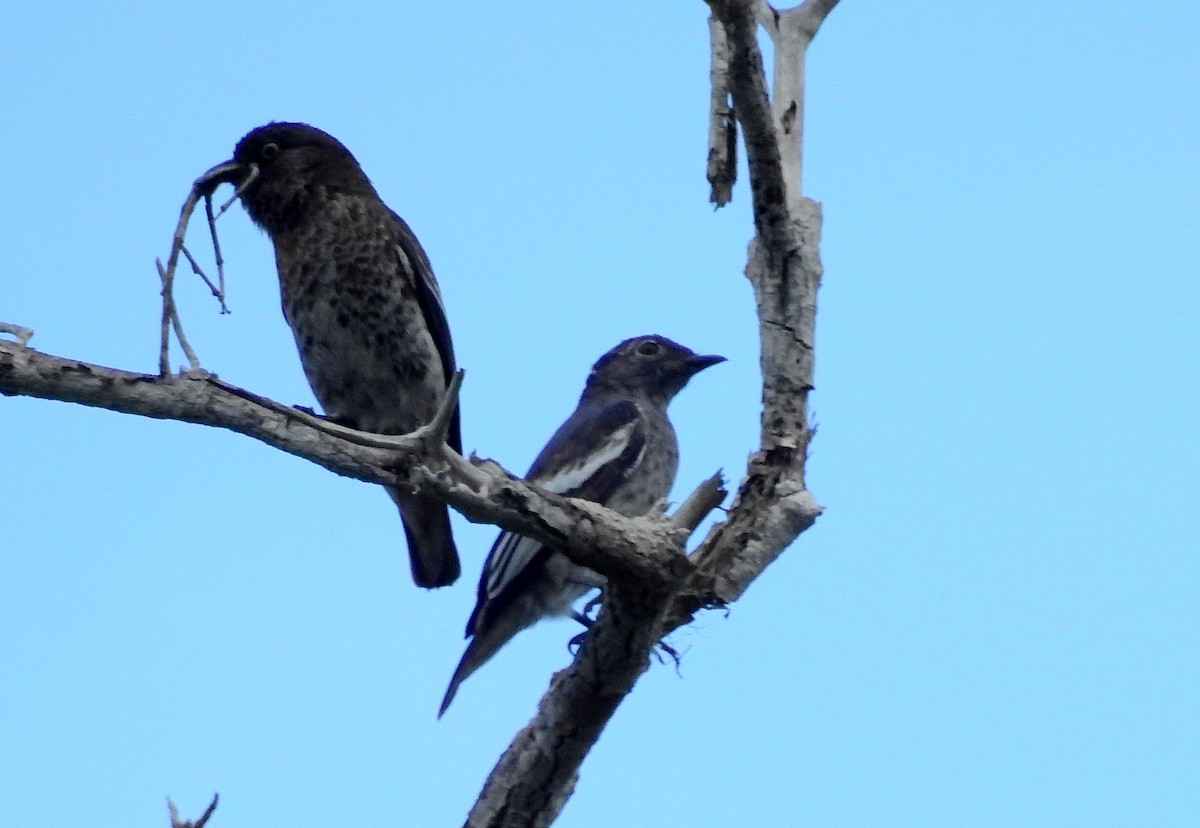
[676,0,836,610]
[759,5,803,199]
[706,16,738,207]
[751,0,838,466]
[710,1,790,242]
[756,0,839,201]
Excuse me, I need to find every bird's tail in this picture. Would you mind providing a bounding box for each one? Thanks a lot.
[388,486,461,589]
[438,619,518,717]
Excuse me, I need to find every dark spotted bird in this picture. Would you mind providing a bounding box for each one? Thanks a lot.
[196,122,461,588]
[439,334,724,715]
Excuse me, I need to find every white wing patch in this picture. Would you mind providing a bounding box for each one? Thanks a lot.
[536,419,637,495]
[484,533,542,599]
[482,419,637,601]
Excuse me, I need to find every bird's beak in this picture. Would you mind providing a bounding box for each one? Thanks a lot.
[193,159,255,197]
[686,353,727,374]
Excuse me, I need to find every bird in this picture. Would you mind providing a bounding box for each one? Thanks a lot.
[438,334,724,716]
[196,121,462,588]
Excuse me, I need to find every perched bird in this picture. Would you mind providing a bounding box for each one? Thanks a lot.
[439,334,724,716]
[196,122,461,588]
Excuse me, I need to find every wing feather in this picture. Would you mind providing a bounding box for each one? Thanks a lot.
[467,398,646,633]
[392,210,461,454]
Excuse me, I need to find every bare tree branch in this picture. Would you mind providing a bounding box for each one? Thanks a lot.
[465,472,727,828]
[1,331,725,828]
[755,0,840,196]
[156,259,201,372]
[671,471,728,531]
[203,194,231,314]
[0,336,714,591]
[159,184,207,374]
[662,0,832,628]
[706,15,737,206]
[0,321,34,345]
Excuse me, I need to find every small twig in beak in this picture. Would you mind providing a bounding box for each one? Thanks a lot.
[214,164,258,219]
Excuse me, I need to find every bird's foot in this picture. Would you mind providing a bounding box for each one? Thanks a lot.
[566,610,595,655]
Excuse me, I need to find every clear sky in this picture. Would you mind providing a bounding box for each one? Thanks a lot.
[3,2,1198,826]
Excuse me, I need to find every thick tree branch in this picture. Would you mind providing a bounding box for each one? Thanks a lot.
[466,576,674,828]
[1,332,724,828]
[0,336,711,590]
[464,471,726,828]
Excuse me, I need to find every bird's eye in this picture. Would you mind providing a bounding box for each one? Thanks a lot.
[260,142,280,160]
[636,340,661,357]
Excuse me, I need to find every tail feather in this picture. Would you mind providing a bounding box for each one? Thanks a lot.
[389,487,460,589]
[438,621,515,717]
[439,554,597,716]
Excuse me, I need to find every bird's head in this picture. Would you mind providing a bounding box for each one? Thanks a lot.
[194,121,375,233]
[585,335,725,402]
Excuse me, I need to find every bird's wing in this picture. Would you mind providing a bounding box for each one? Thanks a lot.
[524,399,646,501]
[466,399,646,634]
[391,210,462,455]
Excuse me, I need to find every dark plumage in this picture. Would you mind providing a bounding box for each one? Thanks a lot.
[438,334,724,716]
[197,122,461,588]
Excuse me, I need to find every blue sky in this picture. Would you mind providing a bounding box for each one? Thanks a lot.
[3,2,1198,826]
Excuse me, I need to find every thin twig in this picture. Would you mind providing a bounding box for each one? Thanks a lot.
[671,471,727,532]
[415,368,464,449]
[159,187,205,373]
[0,320,34,346]
[213,167,259,219]
[707,16,737,207]
[179,244,228,313]
[157,166,253,371]
[156,259,201,372]
[158,271,171,375]
[167,793,218,828]
[204,193,230,314]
